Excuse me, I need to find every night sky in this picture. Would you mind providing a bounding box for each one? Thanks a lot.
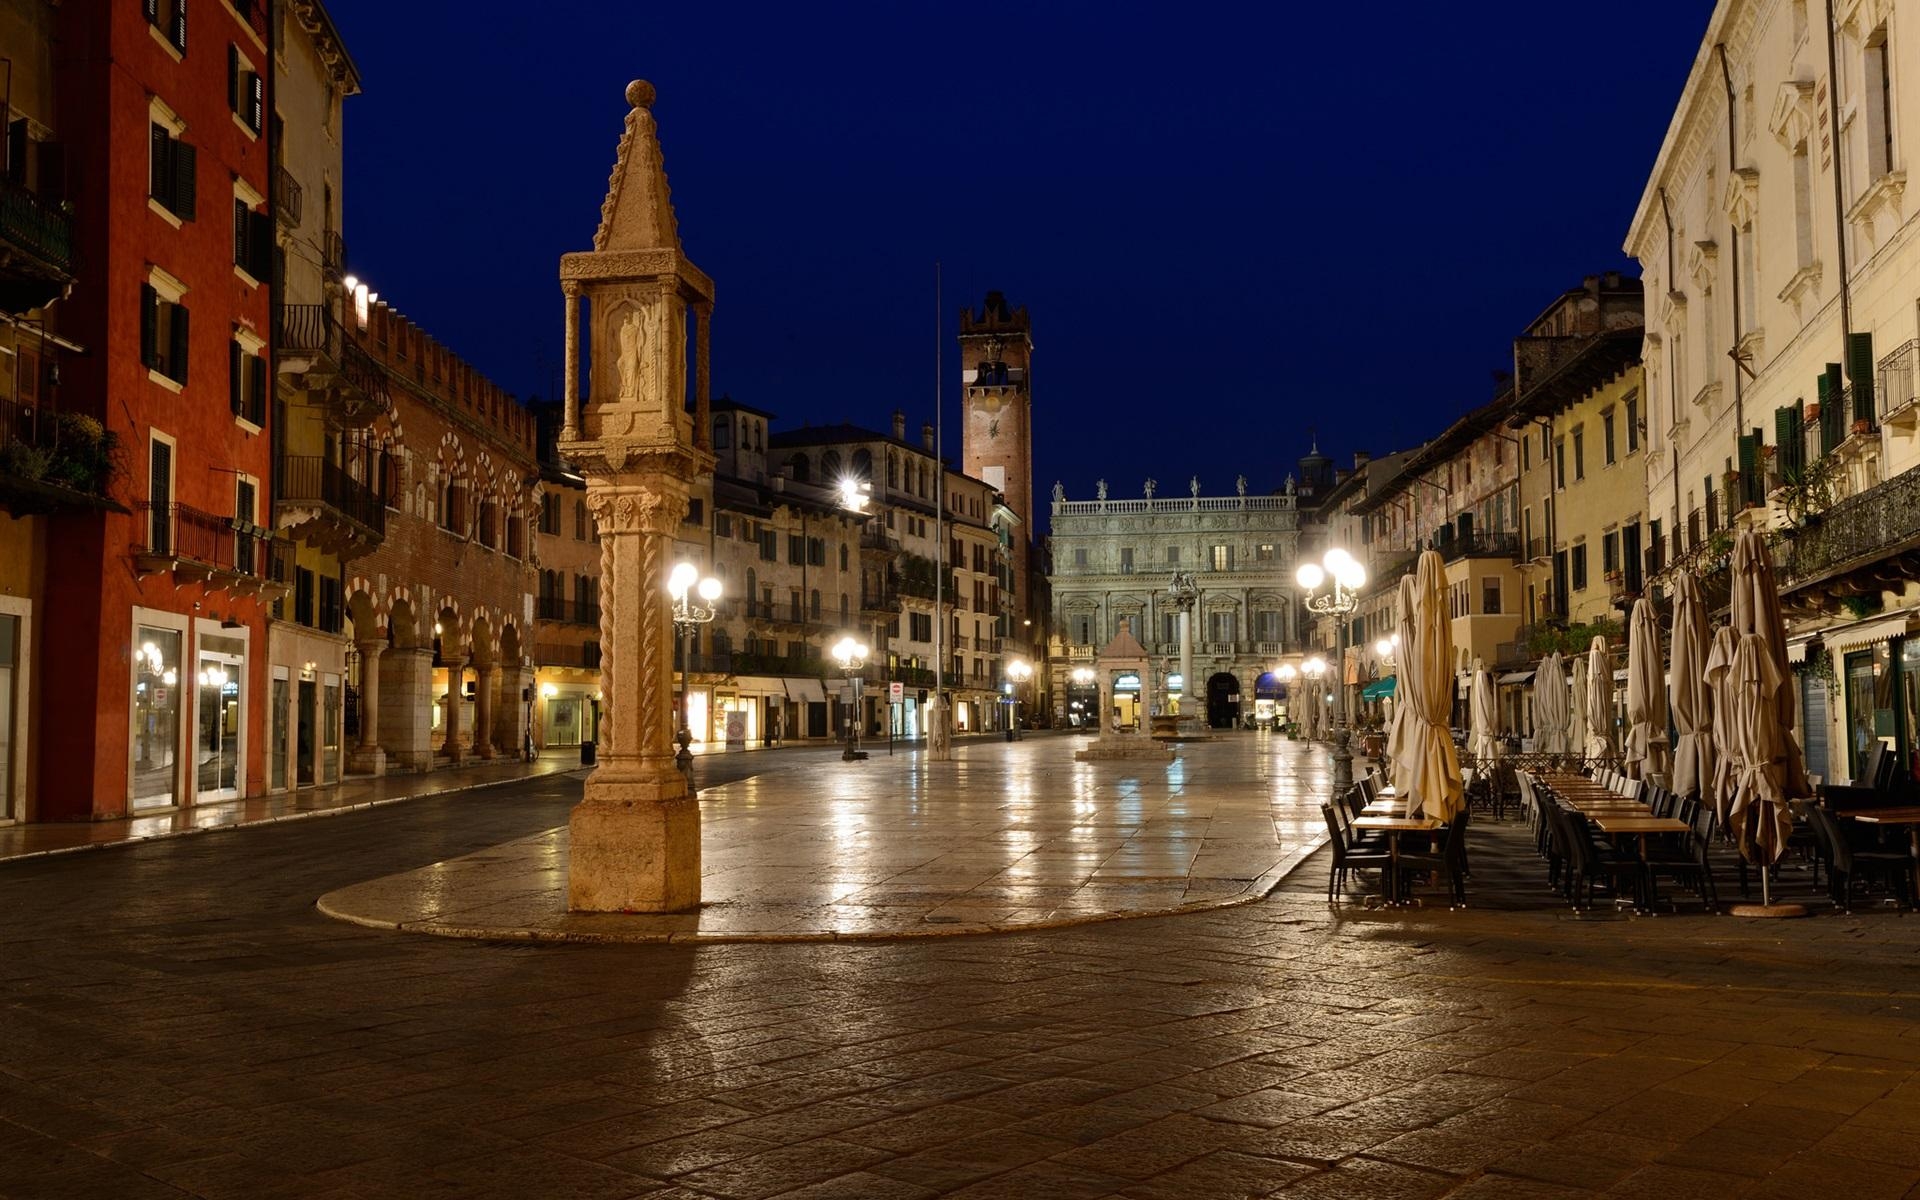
[328,1,1709,521]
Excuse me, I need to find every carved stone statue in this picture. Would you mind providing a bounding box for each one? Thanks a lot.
[616,308,647,402]
[1143,478,1156,499]
[1285,473,1297,495]
[1236,474,1247,497]
[1095,478,1108,501]
[1189,475,1201,498]
[1052,480,1065,505]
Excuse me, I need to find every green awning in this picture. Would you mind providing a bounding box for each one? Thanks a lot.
[1362,676,1397,701]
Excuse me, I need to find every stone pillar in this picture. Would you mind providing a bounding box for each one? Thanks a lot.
[562,282,581,441]
[349,640,387,776]
[379,647,434,772]
[498,664,534,758]
[441,660,464,763]
[1179,610,1193,719]
[474,664,496,759]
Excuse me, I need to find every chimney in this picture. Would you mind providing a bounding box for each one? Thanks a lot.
[922,422,934,450]
[1354,451,1371,470]
[892,410,906,440]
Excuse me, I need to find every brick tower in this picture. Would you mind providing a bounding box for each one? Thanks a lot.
[958,292,1036,666]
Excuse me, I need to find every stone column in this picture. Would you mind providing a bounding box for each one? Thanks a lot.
[1179,610,1193,719]
[474,663,496,759]
[379,647,434,772]
[349,640,387,776]
[562,282,582,440]
[441,660,464,763]
[498,664,534,757]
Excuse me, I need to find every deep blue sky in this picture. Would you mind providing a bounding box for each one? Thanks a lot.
[328,1,1709,514]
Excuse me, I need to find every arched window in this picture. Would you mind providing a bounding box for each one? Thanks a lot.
[851,448,872,480]
[839,544,849,571]
[787,453,810,482]
[745,568,757,614]
[712,416,731,449]
[888,452,899,490]
[575,500,587,540]
[821,450,843,480]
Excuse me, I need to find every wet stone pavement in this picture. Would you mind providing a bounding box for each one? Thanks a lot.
[0,737,1918,1199]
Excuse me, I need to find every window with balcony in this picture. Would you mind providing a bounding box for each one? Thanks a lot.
[140,282,189,385]
[148,124,195,221]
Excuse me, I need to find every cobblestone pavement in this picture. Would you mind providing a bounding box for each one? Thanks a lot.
[2,740,1918,1199]
[317,734,1327,942]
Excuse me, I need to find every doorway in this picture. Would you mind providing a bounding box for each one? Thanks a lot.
[1206,672,1241,729]
[297,678,316,787]
[195,651,243,800]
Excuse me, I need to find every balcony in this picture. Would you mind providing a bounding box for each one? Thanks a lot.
[860,526,901,555]
[891,665,937,689]
[276,454,386,555]
[275,303,390,426]
[1433,531,1521,563]
[273,165,304,229]
[536,641,602,670]
[133,501,282,597]
[0,396,126,517]
[1777,464,1920,614]
[1881,339,1920,429]
[536,595,600,626]
[0,177,74,312]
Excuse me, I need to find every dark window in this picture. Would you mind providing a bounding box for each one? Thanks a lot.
[232,197,271,279]
[539,493,560,534]
[294,566,316,626]
[1625,392,1641,451]
[1602,531,1619,574]
[1572,426,1586,481]
[808,537,825,566]
[140,284,190,383]
[788,535,804,565]
[319,575,343,633]
[1571,543,1588,592]
[149,123,196,220]
[684,497,703,527]
[574,500,586,539]
[759,530,777,561]
[1602,411,1617,465]
[147,0,188,53]
[229,340,266,425]
[226,45,263,133]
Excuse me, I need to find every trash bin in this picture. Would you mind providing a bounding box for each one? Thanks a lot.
[580,740,596,766]
[1005,728,1016,743]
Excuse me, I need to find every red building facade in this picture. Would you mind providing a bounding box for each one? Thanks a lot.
[38,1,277,817]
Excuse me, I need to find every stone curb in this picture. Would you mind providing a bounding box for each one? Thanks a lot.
[312,833,1330,946]
[0,761,582,865]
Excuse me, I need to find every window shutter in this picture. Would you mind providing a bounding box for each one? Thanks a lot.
[248,72,264,133]
[1819,365,1844,454]
[250,354,267,422]
[149,123,169,201]
[169,303,190,382]
[145,0,159,21]
[1737,431,1759,509]
[229,340,242,413]
[172,139,196,220]
[249,209,272,278]
[17,348,39,405]
[228,44,240,113]
[1775,404,1804,479]
[1848,331,1876,425]
[233,197,248,266]
[140,283,159,368]
[172,0,186,51]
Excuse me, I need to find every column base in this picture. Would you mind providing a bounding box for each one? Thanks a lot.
[347,746,387,777]
[567,776,701,913]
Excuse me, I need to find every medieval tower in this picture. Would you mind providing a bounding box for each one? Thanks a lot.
[958,292,1039,668]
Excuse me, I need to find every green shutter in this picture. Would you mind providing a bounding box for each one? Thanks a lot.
[1738,430,1761,508]
[1775,403,1804,479]
[1821,363,1845,453]
[1849,331,1876,424]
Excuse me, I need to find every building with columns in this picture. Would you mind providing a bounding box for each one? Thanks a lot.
[1047,473,1310,729]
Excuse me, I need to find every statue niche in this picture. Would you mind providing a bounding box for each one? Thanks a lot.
[588,295,672,440]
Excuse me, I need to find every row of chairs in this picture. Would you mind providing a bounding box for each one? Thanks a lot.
[1805,806,1916,911]
[1518,769,1721,911]
[1321,771,1471,907]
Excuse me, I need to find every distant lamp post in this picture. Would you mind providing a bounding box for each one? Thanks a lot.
[832,635,870,761]
[1071,666,1095,730]
[1301,657,1326,739]
[1005,658,1032,741]
[1297,548,1366,799]
[1276,662,1298,733]
[668,562,722,772]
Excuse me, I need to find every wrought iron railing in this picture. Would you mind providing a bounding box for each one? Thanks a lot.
[134,501,269,576]
[277,454,386,536]
[1881,339,1920,420]
[1435,531,1521,562]
[535,641,602,669]
[1778,464,1920,586]
[0,177,74,276]
[273,165,303,229]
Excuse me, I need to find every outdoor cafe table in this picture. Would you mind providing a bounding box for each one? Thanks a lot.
[1351,815,1441,906]
[1838,806,1920,859]
[1589,813,1691,910]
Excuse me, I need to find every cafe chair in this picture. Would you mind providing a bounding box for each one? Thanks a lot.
[1322,803,1392,902]
[1399,810,1471,908]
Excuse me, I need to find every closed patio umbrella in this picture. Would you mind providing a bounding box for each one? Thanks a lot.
[1570,655,1590,763]
[1584,635,1614,761]
[1401,550,1464,822]
[1668,574,1714,800]
[1703,624,1741,824]
[1469,659,1498,763]
[1532,651,1568,756]
[1384,576,1418,783]
[1729,528,1808,799]
[1625,597,1669,784]
[1724,630,1795,874]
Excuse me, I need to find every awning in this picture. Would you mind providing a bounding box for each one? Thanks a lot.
[1823,615,1913,655]
[1362,676,1396,701]
[1786,639,1810,665]
[784,678,827,702]
[1497,670,1536,685]
[731,675,788,693]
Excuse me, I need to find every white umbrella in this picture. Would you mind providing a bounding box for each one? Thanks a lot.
[1570,655,1590,763]
[1624,598,1669,784]
[1584,635,1614,761]
[1724,630,1794,868]
[1532,651,1568,755]
[1668,574,1714,800]
[1401,550,1464,822]
[1384,576,1418,783]
[1469,659,1498,763]
[1729,528,1808,800]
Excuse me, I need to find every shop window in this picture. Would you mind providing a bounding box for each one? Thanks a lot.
[131,627,184,809]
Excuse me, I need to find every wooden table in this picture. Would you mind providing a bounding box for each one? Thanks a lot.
[1839,807,1920,860]
[1362,800,1411,817]
[1589,813,1691,910]
[1352,815,1441,906]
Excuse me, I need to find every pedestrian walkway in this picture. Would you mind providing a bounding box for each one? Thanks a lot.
[0,752,580,863]
[318,732,1331,943]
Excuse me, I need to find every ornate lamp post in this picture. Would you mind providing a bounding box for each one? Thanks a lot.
[668,562,721,772]
[1005,658,1032,741]
[1297,549,1366,798]
[832,635,869,761]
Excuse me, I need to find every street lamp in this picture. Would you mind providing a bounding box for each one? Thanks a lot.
[831,635,869,761]
[668,562,722,771]
[1297,548,1366,799]
[1005,658,1031,741]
